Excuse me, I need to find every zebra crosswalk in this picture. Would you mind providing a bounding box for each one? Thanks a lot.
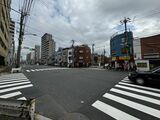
[92,77,160,120]
[25,67,70,73]
[0,73,33,100]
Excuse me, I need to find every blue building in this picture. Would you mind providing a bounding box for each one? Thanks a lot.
[110,31,134,62]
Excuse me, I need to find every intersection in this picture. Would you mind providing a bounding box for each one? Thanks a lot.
[0,65,160,120]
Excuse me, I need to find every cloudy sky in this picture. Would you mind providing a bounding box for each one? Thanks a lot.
[11,0,160,59]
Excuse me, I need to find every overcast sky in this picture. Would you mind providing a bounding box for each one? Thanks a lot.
[11,0,160,59]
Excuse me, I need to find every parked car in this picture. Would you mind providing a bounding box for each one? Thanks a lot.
[128,66,160,85]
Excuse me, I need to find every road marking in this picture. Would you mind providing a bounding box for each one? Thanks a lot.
[92,100,140,120]
[0,84,33,94]
[110,88,160,105]
[17,97,27,100]
[0,77,27,80]
[103,93,160,119]
[119,82,160,93]
[26,70,30,72]
[115,84,160,98]
[0,81,31,89]
[0,91,22,99]
[30,69,35,72]
[121,80,132,83]
[0,79,29,85]
[0,78,29,83]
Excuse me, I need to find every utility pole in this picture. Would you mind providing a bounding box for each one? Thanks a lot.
[92,44,95,65]
[103,46,106,64]
[120,17,131,58]
[16,11,25,68]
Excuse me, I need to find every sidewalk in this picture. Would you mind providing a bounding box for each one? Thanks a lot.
[0,66,11,76]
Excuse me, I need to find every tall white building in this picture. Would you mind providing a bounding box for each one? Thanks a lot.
[41,33,55,64]
[133,38,142,60]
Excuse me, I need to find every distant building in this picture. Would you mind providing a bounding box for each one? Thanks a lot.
[26,52,35,65]
[7,19,15,66]
[74,45,91,67]
[133,38,142,60]
[0,0,11,66]
[26,53,31,64]
[41,33,56,64]
[55,47,63,66]
[67,48,74,67]
[35,45,40,64]
[110,31,134,61]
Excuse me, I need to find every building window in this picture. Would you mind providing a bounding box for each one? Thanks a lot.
[79,50,83,53]
[69,52,72,55]
[79,56,83,59]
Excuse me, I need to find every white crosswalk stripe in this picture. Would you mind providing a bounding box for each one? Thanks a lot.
[0,91,22,99]
[0,73,33,100]
[92,100,140,120]
[25,67,71,73]
[92,76,160,120]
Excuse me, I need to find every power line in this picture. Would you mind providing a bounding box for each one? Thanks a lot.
[0,2,21,14]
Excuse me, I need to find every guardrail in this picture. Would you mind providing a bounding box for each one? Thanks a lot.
[0,98,35,120]
[11,67,22,73]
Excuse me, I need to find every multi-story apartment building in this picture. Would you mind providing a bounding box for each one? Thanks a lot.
[0,0,11,65]
[35,45,40,64]
[7,19,15,66]
[41,33,55,64]
[74,44,91,67]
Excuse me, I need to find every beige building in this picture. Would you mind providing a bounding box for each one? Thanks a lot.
[41,33,56,64]
[0,0,11,65]
[7,19,15,66]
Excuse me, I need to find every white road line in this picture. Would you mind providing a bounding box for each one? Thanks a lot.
[0,81,31,89]
[119,82,160,93]
[0,79,29,85]
[92,100,140,120]
[0,76,27,79]
[30,69,35,72]
[0,78,29,83]
[121,80,132,83]
[103,93,160,119]
[35,69,40,71]
[0,91,22,99]
[115,84,160,98]
[17,97,27,100]
[110,88,160,105]
[0,84,33,94]
[122,78,130,80]
[26,70,30,72]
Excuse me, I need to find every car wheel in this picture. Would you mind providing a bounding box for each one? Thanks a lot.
[136,78,145,85]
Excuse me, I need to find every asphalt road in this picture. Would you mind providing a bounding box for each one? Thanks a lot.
[20,65,160,120]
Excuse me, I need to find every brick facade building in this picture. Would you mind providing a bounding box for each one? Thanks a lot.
[141,34,160,59]
[74,45,91,67]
